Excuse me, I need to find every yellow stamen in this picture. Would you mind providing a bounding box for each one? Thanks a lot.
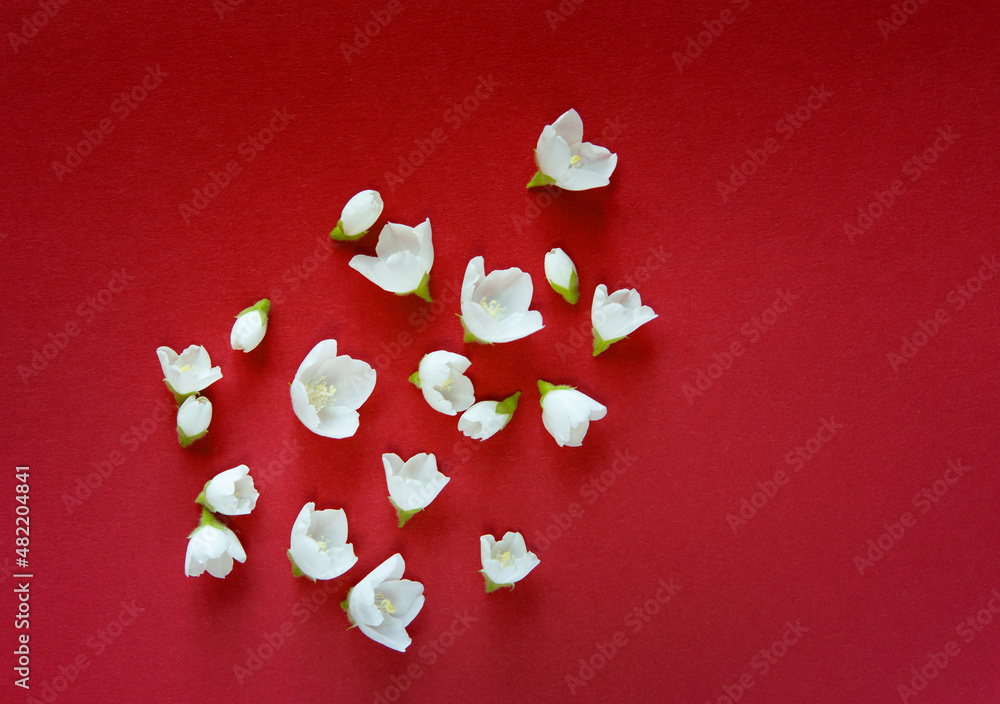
[480,298,504,320]
[569,154,582,168]
[498,550,514,568]
[375,592,396,614]
[306,375,337,411]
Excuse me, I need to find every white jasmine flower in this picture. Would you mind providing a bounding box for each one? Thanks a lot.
[346,553,424,652]
[480,532,540,592]
[538,380,607,447]
[544,247,579,304]
[592,284,658,355]
[231,299,270,352]
[383,453,450,527]
[176,395,212,447]
[288,502,358,581]
[290,340,377,439]
[409,351,474,415]
[349,219,433,301]
[459,256,544,344]
[198,465,258,516]
[528,109,617,191]
[458,391,521,441]
[331,189,384,240]
[157,345,222,401]
[185,511,246,578]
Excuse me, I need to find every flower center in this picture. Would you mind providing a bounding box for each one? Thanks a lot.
[178,364,195,372]
[569,154,582,169]
[315,539,327,551]
[480,298,505,320]
[497,550,514,568]
[306,375,337,411]
[375,592,396,614]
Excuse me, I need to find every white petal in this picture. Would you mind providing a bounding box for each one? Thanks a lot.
[551,108,584,146]
[340,189,383,237]
[536,125,572,178]
[544,248,576,289]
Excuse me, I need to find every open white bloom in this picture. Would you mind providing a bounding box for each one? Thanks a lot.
[528,109,617,191]
[288,502,358,580]
[592,284,658,355]
[231,299,270,352]
[459,256,544,344]
[291,340,377,438]
[200,465,258,516]
[383,453,450,526]
[331,189,384,240]
[538,380,607,447]
[410,351,474,415]
[176,395,212,447]
[349,219,433,301]
[185,517,246,578]
[458,391,520,441]
[480,532,540,592]
[347,553,424,652]
[157,345,222,399]
[544,247,579,304]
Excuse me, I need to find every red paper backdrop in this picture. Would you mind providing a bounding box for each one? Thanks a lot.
[3,1,999,703]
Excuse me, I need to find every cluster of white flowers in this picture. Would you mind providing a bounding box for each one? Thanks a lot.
[173,108,656,650]
[185,465,259,578]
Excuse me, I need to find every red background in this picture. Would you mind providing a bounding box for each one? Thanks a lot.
[3,1,1000,702]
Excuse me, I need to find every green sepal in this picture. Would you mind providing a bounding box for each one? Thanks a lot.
[495,391,521,418]
[592,327,627,356]
[390,498,423,527]
[178,426,208,448]
[409,371,421,388]
[341,589,357,629]
[189,507,225,537]
[288,550,315,581]
[330,219,368,241]
[397,272,432,302]
[236,298,270,324]
[526,170,556,189]
[549,269,580,305]
[537,379,575,404]
[164,380,197,406]
[481,570,514,593]
[194,481,214,511]
[458,315,492,345]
